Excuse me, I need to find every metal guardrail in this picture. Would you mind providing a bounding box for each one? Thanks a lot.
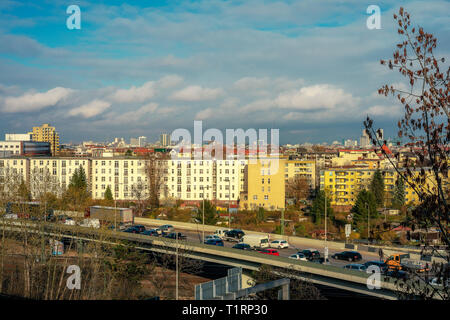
[0,218,443,299]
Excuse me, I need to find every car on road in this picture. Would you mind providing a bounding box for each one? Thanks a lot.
[158,224,174,233]
[343,263,367,272]
[332,251,362,262]
[429,277,450,288]
[163,232,187,240]
[297,249,321,261]
[141,229,160,237]
[385,269,409,280]
[289,253,307,261]
[123,226,141,233]
[270,240,289,249]
[3,213,18,219]
[232,243,252,250]
[204,238,224,246]
[224,229,245,241]
[133,225,146,233]
[364,261,388,273]
[258,248,280,256]
[205,235,222,241]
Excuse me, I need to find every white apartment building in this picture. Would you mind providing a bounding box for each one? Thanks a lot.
[0,156,249,203]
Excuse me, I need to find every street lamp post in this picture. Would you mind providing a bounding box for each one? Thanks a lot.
[324,191,328,262]
[176,231,179,300]
[366,202,370,243]
[202,198,205,243]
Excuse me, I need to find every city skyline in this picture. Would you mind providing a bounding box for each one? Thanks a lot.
[0,1,449,144]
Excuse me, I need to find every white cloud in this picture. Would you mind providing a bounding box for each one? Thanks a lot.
[170,85,224,101]
[109,81,156,103]
[366,104,403,117]
[195,108,215,120]
[68,99,111,118]
[157,75,183,89]
[275,84,358,110]
[1,87,73,113]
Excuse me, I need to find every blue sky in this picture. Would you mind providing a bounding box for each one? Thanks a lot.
[0,0,449,145]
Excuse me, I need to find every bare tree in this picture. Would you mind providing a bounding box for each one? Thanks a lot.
[286,175,310,206]
[144,153,169,209]
[364,7,449,299]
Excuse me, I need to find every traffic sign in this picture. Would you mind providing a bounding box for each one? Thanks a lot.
[345,224,351,238]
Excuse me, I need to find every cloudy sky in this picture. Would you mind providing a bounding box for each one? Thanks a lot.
[0,0,449,145]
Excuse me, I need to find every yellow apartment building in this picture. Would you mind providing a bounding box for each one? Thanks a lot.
[240,157,286,210]
[284,159,316,189]
[29,124,60,156]
[320,167,442,207]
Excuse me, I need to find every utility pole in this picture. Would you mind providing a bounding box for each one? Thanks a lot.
[202,198,205,243]
[324,192,328,262]
[366,202,370,243]
[176,231,179,300]
[228,179,231,229]
[281,208,285,235]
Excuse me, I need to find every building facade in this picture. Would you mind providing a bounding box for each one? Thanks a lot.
[29,124,60,156]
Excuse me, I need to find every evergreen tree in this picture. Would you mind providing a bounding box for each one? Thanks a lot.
[257,207,265,223]
[351,189,378,223]
[391,177,406,209]
[68,167,80,190]
[104,185,113,201]
[196,200,219,225]
[370,170,385,207]
[310,190,333,224]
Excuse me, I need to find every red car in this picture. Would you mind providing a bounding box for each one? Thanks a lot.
[258,249,280,256]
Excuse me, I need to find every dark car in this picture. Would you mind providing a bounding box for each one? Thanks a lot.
[332,251,362,262]
[163,232,187,240]
[133,225,146,233]
[386,269,409,280]
[297,249,321,261]
[123,226,141,233]
[225,229,245,241]
[141,229,160,237]
[204,239,224,246]
[364,261,388,273]
[232,243,252,250]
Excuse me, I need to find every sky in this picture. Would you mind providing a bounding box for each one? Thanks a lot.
[0,0,449,145]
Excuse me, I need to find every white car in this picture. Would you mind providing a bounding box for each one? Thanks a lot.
[270,240,289,249]
[3,213,18,219]
[289,253,307,261]
[64,218,76,226]
[205,235,222,241]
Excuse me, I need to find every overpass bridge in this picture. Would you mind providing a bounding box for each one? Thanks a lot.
[0,219,441,300]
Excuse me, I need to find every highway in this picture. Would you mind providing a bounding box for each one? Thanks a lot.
[134,221,382,268]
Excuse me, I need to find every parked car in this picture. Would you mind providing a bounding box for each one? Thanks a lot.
[141,229,160,237]
[232,243,252,250]
[332,251,362,262]
[270,240,289,249]
[133,225,146,233]
[164,232,187,240]
[364,261,388,273]
[64,218,76,226]
[343,264,367,272]
[297,249,321,261]
[159,224,174,233]
[204,239,224,246]
[289,253,307,261]
[258,249,280,256]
